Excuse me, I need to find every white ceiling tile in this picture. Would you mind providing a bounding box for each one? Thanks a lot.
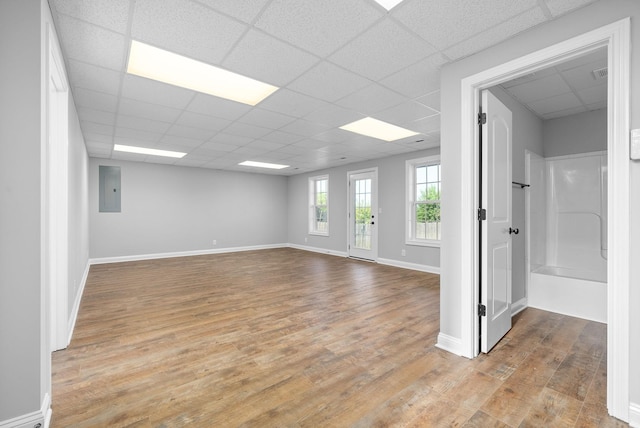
[380,53,445,98]
[288,61,371,102]
[415,91,440,112]
[336,83,406,115]
[587,101,607,111]
[237,108,297,130]
[246,140,287,151]
[393,0,537,50]
[111,151,148,162]
[73,88,118,112]
[187,93,252,121]
[143,155,178,165]
[56,15,126,71]
[411,114,440,134]
[118,98,183,123]
[280,119,332,138]
[292,139,330,151]
[83,132,113,144]
[577,84,607,105]
[260,131,304,146]
[314,129,352,144]
[131,0,247,64]
[527,92,583,116]
[117,114,172,134]
[81,121,114,137]
[84,141,113,155]
[51,0,131,33]
[507,73,572,104]
[208,133,254,147]
[199,140,240,152]
[304,105,365,128]
[222,122,272,139]
[233,146,269,156]
[258,89,329,118]
[541,105,587,120]
[77,108,116,126]
[329,18,435,81]
[544,0,598,17]
[175,111,231,132]
[277,145,308,156]
[255,0,382,57]
[121,74,195,109]
[443,7,547,60]
[159,135,205,149]
[114,127,163,143]
[166,124,217,140]
[196,0,270,23]
[173,158,209,168]
[223,29,319,87]
[500,67,556,88]
[560,62,607,91]
[376,101,439,127]
[555,48,607,72]
[67,60,122,95]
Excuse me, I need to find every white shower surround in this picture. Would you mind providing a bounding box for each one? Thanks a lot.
[527,151,607,322]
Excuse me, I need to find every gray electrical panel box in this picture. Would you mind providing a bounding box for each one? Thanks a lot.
[99,165,121,212]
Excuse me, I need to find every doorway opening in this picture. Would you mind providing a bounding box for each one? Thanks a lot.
[347,168,378,261]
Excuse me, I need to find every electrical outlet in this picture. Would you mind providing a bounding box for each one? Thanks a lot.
[401,249,406,257]
[212,239,217,246]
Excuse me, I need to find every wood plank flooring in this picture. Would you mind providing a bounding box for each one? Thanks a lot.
[51,248,626,427]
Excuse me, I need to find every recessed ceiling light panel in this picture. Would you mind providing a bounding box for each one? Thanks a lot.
[239,160,289,170]
[339,117,419,141]
[373,0,404,11]
[127,40,279,106]
[114,144,186,158]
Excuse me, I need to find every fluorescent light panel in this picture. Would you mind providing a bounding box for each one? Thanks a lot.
[114,144,186,158]
[339,117,419,141]
[127,40,279,106]
[239,160,289,170]
[374,0,404,11]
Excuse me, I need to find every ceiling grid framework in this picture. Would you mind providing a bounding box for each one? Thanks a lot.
[49,0,602,174]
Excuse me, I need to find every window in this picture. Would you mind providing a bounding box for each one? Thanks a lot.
[309,175,329,235]
[406,156,440,246]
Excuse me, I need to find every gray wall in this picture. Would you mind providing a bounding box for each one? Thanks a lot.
[0,0,43,419]
[287,149,441,269]
[490,87,543,305]
[89,159,288,259]
[440,0,640,411]
[543,109,607,157]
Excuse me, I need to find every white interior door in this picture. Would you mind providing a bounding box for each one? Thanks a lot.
[480,90,512,353]
[348,170,378,260]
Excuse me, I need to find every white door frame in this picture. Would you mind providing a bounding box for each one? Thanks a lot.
[46,25,69,352]
[347,167,378,261]
[458,19,630,420]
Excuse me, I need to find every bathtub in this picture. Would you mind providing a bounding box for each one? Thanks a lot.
[529,265,606,323]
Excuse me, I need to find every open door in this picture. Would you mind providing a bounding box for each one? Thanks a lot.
[480,90,513,353]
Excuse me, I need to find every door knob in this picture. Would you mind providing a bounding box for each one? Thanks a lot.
[509,227,519,235]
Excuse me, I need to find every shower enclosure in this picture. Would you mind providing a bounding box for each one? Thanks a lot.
[526,150,607,322]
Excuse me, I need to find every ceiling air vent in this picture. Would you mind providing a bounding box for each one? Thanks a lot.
[592,67,608,80]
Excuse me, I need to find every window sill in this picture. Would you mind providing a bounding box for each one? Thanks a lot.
[309,232,329,237]
[406,239,440,248]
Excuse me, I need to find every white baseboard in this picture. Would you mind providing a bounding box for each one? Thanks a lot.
[511,297,527,317]
[629,402,640,427]
[0,393,49,428]
[89,243,288,265]
[377,257,439,274]
[435,332,467,357]
[287,243,348,258]
[67,260,90,345]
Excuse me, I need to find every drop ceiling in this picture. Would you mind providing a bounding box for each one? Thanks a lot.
[49,0,600,175]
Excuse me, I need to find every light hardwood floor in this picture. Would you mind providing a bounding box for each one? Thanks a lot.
[51,248,626,427]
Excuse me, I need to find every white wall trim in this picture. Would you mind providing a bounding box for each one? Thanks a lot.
[629,402,640,427]
[0,393,50,428]
[457,18,630,421]
[377,257,440,274]
[511,297,527,317]
[67,261,90,345]
[287,243,348,258]
[435,333,466,357]
[90,244,288,265]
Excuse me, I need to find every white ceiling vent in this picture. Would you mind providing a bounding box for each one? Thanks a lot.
[592,67,608,80]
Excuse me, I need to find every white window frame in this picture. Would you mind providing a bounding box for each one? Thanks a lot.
[309,175,329,236]
[406,155,441,247]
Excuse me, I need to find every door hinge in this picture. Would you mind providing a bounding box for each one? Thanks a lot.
[478,112,486,125]
[478,304,486,317]
[477,208,486,221]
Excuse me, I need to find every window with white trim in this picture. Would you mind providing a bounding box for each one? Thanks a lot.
[406,156,441,246]
[309,175,329,235]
